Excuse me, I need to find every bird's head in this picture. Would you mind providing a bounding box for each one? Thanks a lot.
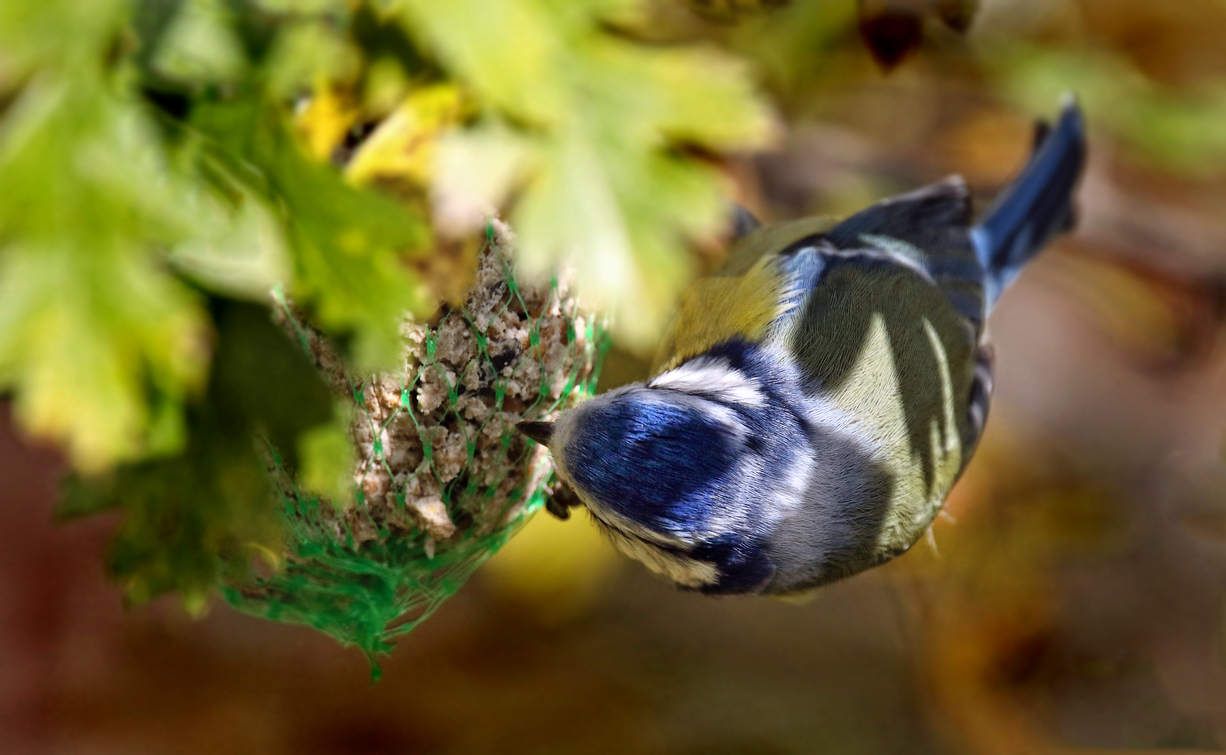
[518,384,774,592]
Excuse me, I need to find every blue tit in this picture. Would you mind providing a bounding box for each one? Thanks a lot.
[519,99,1086,596]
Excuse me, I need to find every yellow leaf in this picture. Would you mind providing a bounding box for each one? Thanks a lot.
[344,84,467,188]
[295,85,358,162]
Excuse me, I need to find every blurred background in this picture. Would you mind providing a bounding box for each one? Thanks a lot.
[4,0,1226,752]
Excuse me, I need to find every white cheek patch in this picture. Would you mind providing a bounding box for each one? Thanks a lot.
[602,526,719,588]
[650,359,766,408]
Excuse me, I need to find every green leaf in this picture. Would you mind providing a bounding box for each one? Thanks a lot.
[263,18,360,99]
[61,299,340,605]
[168,181,293,301]
[151,0,249,83]
[0,75,211,471]
[0,0,128,76]
[510,127,721,347]
[190,99,434,371]
[265,126,435,370]
[395,0,774,350]
[298,419,355,502]
[391,0,574,126]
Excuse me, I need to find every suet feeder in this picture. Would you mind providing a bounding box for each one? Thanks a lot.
[220,223,607,665]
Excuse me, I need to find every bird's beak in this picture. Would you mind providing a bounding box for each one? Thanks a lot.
[516,420,555,446]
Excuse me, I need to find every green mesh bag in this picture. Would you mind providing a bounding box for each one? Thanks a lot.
[220,222,607,665]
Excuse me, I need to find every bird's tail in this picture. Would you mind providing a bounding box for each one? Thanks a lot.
[971,97,1087,307]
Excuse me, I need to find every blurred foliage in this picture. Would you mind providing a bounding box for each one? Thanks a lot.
[0,0,771,605]
[3,0,1226,751]
[60,300,339,609]
[2,0,1225,668]
[995,45,1226,176]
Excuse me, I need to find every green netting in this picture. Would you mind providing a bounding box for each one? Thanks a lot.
[220,223,608,669]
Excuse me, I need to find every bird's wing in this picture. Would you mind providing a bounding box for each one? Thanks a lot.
[798,177,996,480]
[773,243,980,501]
[960,342,995,475]
[824,176,987,333]
[765,180,994,528]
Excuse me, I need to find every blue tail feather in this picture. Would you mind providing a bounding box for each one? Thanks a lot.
[971,98,1087,307]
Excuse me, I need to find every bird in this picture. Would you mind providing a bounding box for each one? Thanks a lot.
[518,99,1086,596]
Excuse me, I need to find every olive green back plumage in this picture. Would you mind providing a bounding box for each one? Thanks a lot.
[652,216,839,374]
